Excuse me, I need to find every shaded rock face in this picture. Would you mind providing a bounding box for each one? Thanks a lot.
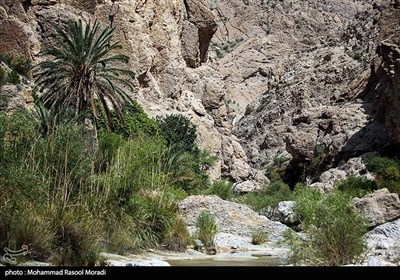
[367,39,400,144]
[225,1,396,182]
[182,0,217,68]
[354,188,400,228]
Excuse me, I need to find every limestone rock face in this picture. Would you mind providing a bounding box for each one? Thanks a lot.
[1,0,400,185]
[354,188,400,228]
[181,0,217,68]
[365,219,400,266]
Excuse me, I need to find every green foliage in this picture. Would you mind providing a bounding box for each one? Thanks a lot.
[0,53,13,65]
[265,156,290,181]
[353,52,363,61]
[364,155,400,194]
[336,176,377,197]
[286,187,367,266]
[195,210,218,247]
[32,19,134,127]
[251,229,267,245]
[10,56,31,76]
[157,114,197,154]
[51,207,101,266]
[238,180,294,211]
[208,180,233,200]
[7,70,20,85]
[98,101,160,139]
[0,109,206,265]
[0,66,6,88]
[156,114,217,193]
[163,216,192,252]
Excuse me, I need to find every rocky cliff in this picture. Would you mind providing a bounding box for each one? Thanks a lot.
[1,0,400,186]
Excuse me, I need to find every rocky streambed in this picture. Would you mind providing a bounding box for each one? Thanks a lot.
[103,191,400,267]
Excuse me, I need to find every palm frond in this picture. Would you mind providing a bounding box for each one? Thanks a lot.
[32,19,135,127]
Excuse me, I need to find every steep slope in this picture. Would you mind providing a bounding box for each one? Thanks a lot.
[1,0,399,186]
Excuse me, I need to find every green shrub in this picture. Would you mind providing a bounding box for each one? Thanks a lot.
[5,205,55,262]
[195,210,218,247]
[10,56,31,76]
[208,180,233,200]
[0,108,203,264]
[0,66,6,87]
[364,155,400,194]
[7,70,20,85]
[238,180,294,211]
[336,176,377,197]
[156,114,197,154]
[286,188,367,266]
[0,53,12,65]
[251,229,267,245]
[98,101,161,139]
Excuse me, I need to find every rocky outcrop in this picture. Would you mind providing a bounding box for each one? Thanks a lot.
[309,156,376,193]
[365,219,400,266]
[354,188,400,228]
[178,195,291,245]
[367,39,400,143]
[0,84,34,112]
[260,201,300,228]
[181,0,217,68]
[1,0,400,186]
[227,1,395,182]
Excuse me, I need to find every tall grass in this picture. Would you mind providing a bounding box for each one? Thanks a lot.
[0,110,193,265]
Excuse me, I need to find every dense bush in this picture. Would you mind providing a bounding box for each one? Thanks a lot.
[336,175,377,197]
[10,56,31,76]
[364,155,400,194]
[98,101,161,139]
[285,187,367,266]
[157,114,197,154]
[7,70,20,85]
[237,180,294,211]
[207,180,233,200]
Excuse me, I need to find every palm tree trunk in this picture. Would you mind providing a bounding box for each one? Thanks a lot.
[84,118,99,155]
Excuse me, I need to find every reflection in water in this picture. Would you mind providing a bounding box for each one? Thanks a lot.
[167,256,286,267]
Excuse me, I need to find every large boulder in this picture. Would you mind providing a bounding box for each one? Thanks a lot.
[260,201,300,227]
[364,219,400,266]
[353,188,400,228]
[309,156,376,193]
[232,180,263,194]
[178,195,290,245]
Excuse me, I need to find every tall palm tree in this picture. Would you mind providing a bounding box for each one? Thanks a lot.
[32,19,135,128]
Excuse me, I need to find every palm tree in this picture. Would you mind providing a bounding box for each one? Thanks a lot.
[32,19,134,129]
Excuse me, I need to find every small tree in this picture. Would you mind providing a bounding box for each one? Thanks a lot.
[286,188,367,266]
[156,114,197,154]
